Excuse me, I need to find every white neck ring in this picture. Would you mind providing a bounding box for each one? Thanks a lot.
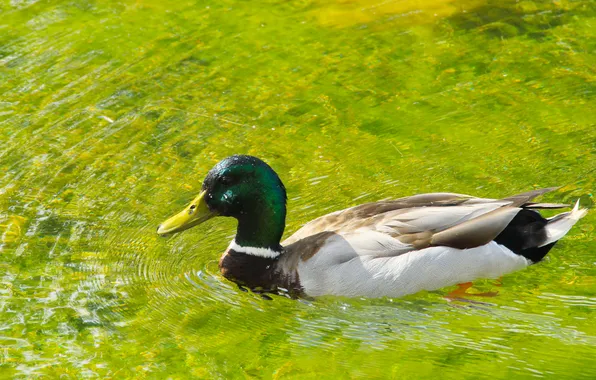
[228,240,281,259]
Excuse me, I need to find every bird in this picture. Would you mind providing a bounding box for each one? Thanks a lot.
[157,155,587,299]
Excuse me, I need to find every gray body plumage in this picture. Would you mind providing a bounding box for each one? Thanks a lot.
[270,189,586,298]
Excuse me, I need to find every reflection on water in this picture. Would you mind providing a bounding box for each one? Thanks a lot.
[1,0,595,377]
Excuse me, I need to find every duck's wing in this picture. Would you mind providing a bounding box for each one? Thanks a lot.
[281,188,565,257]
[283,192,475,245]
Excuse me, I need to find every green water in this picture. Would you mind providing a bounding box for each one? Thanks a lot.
[1,0,595,378]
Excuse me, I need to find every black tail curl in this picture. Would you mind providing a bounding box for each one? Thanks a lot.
[494,209,556,263]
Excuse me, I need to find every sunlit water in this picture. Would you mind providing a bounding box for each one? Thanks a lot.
[1,0,595,378]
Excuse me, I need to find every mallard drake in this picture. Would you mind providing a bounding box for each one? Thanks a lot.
[157,155,587,299]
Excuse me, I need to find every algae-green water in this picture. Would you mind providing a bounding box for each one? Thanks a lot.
[1,0,595,378]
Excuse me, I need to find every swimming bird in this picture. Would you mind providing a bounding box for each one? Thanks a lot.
[157,155,587,299]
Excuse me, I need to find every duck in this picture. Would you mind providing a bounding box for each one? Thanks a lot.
[157,155,587,299]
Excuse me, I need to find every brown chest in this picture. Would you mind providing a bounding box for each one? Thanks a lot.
[219,249,278,290]
[218,249,302,297]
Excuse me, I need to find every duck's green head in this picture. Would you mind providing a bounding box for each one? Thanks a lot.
[157,155,287,250]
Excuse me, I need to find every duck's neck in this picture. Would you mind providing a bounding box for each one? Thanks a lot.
[234,199,286,257]
[220,196,290,292]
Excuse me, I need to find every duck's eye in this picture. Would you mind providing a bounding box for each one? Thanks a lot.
[220,175,234,185]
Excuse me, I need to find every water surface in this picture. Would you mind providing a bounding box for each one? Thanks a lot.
[1,0,595,378]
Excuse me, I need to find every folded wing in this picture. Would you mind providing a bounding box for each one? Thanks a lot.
[283,188,566,259]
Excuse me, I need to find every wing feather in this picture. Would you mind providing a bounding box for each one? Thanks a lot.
[283,189,559,259]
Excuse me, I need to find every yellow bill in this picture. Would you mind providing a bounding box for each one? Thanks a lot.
[157,190,215,236]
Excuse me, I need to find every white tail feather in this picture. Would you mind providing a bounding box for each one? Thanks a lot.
[540,200,588,247]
